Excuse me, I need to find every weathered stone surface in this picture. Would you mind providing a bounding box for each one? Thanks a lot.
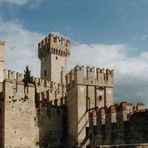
[0,33,147,148]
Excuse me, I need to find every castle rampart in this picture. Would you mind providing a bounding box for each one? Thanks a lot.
[91,102,145,126]
[66,65,114,90]
[3,70,66,107]
[1,69,67,147]
[3,69,24,82]
[34,77,65,92]
[33,76,66,107]
[88,102,147,146]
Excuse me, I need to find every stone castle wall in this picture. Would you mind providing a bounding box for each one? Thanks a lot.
[1,70,67,148]
[66,65,114,147]
[2,70,36,148]
[35,106,67,147]
[66,65,114,108]
[32,76,66,107]
[88,102,148,146]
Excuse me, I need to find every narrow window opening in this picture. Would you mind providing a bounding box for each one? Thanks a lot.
[99,95,103,101]
[56,56,58,60]
[44,70,47,76]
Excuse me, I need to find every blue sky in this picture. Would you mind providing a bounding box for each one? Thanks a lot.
[0,0,148,106]
[1,0,148,46]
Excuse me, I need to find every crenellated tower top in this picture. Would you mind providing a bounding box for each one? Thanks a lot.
[38,33,70,59]
[66,65,114,90]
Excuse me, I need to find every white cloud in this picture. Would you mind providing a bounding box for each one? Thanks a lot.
[0,20,44,76]
[0,0,41,6]
[70,43,148,79]
[70,43,148,106]
[0,19,148,106]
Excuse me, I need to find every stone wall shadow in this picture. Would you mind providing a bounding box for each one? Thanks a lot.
[35,93,68,148]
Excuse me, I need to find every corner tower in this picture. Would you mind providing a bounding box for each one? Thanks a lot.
[38,33,70,84]
[66,66,114,147]
[0,41,5,82]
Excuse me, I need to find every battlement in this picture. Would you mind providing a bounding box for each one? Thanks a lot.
[0,41,5,46]
[37,90,66,107]
[2,70,35,112]
[66,65,114,90]
[38,33,70,59]
[4,70,66,106]
[33,77,66,92]
[3,69,65,90]
[32,77,66,107]
[90,102,145,126]
[3,69,24,82]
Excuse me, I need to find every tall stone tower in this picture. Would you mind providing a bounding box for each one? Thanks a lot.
[66,66,114,147]
[38,33,70,84]
[0,41,5,82]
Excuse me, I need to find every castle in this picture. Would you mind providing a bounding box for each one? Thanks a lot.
[0,33,148,148]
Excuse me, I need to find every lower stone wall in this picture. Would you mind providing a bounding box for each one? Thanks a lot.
[93,111,148,145]
[96,143,148,148]
[35,105,67,148]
